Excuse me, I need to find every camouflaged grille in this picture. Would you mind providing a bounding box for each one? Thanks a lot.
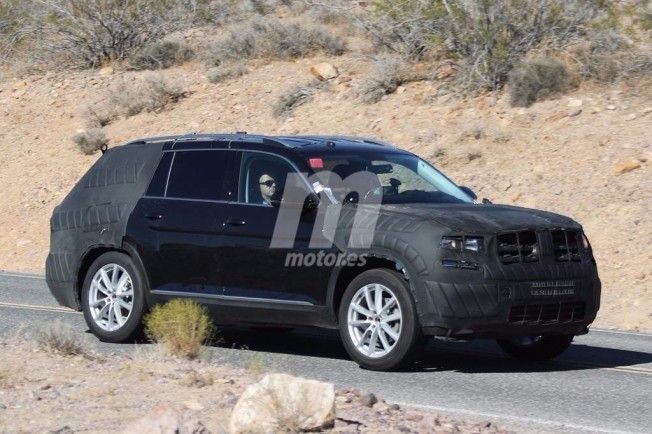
[552,230,582,262]
[497,231,538,264]
[508,302,586,323]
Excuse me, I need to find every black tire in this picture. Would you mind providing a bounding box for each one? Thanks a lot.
[81,251,147,343]
[338,269,424,371]
[497,335,574,361]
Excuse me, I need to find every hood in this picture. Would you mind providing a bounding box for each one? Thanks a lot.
[376,203,581,233]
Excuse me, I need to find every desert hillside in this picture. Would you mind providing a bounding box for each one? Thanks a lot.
[0,1,650,331]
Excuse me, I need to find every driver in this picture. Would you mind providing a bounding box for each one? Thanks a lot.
[259,173,277,206]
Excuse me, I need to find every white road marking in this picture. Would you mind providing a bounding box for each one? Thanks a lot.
[398,402,646,434]
[0,272,45,280]
[0,301,81,315]
[592,327,652,338]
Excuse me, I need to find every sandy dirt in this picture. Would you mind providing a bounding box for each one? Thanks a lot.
[0,339,508,433]
[0,55,649,331]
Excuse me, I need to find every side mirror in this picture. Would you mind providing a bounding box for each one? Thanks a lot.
[459,186,477,200]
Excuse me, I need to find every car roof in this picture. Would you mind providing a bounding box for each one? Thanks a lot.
[122,132,407,154]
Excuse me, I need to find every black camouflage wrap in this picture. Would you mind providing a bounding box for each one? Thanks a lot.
[45,142,165,309]
[328,203,601,337]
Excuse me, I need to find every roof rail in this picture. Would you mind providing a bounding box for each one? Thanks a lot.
[262,137,292,148]
[124,135,180,146]
[291,135,395,148]
[358,137,395,148]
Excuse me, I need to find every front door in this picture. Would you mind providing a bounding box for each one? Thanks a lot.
[220,151,333,306]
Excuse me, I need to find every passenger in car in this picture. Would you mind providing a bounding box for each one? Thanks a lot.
[259,173,277,206]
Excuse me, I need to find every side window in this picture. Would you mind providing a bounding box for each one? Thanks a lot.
[166,150,235,201]
[146,152,173,197]
[238,152,301,206]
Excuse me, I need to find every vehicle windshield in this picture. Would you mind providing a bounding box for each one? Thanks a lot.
[310,152,475,205]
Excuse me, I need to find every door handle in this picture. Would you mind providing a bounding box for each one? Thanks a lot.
[225,218,246,226]
[144,213,163,220]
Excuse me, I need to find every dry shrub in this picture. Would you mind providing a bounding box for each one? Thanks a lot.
[355,56,426,104]
[0,368,9,388]
[35,321,88,357]
[570,30,652,83]
[85,74,189,127]
[145,299,214,359]
[508,58,571,107]
[207,62,249,84]
[73,128,108,155]
[273,81,324,117]
[142,74,188,110]
[354,0,604,91]
[128,39,194,71]
[0,0,225,69]
[180,369,214,388]
[246,353,269,377]
[207,15,345,65]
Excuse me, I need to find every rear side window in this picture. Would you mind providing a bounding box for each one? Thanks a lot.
[146,152,173,197]
[166,150,235,201]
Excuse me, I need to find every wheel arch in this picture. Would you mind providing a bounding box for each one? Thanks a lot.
[75,239,149,309]
[327,249,425,325]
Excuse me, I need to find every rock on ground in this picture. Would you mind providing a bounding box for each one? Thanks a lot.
[229,373,335,434]
[310,63,339,81]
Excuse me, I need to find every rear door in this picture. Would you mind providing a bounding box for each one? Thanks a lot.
[129,149,238,296]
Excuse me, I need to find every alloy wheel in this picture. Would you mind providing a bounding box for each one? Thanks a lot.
[88,264,134,332]
[347,283,403,358]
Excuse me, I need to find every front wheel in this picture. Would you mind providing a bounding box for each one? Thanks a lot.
[81,251,146,343]
[338,269,424,371]
[497,335,574,361]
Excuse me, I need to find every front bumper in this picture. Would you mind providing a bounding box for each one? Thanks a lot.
[417,271,600,339]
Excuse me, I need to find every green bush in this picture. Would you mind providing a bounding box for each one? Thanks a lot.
[129,40,194,71]
[145,299,214,359]
[508,58,571,107]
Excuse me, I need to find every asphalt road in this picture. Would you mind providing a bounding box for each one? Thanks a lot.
[1,271,651,434]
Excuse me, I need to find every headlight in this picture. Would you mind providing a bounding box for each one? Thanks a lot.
[440,236,484,253]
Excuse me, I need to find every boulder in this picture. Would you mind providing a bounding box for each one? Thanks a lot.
[229,373,335,434]
[310,63,339,81]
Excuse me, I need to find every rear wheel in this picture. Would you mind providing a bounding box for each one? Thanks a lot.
[497,335,573,361]
[338,269,424,371]
[81,252,146,343]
